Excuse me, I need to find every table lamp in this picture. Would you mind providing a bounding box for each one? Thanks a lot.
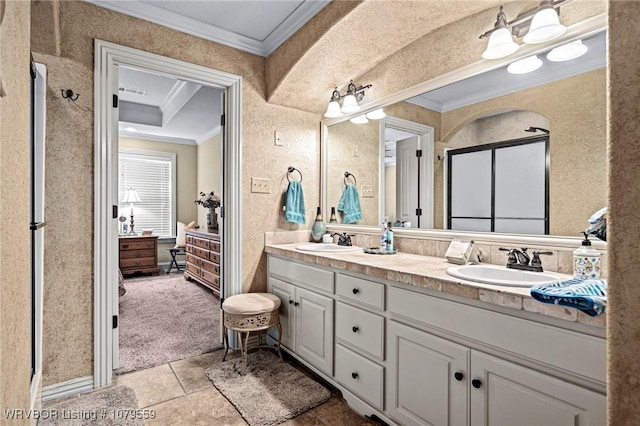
[122,187,141,235]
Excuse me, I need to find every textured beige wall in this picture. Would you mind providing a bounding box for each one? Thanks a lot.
[608,2,640,422]
[0,1,32,421]
[31,0,319,386]
[441,69,607,236]
[196,133,221,229]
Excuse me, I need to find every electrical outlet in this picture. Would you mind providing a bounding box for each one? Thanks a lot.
[274,131,283,146]
[251,177,271,194]
[361,184,374,198]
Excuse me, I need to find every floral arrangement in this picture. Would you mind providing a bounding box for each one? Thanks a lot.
[194,191,220,209]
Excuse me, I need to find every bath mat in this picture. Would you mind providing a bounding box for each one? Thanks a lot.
[38,386,141,426]
[205,350,331,425]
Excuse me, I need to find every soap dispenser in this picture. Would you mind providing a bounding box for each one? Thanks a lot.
[386,222,394,252]
[380,222,387,249]
[573,232,601,279]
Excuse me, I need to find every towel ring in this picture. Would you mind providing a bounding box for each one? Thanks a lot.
[344,171,357,186]
[287,166,302,182]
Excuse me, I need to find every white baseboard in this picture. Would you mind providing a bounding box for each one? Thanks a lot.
[41,376,94,403]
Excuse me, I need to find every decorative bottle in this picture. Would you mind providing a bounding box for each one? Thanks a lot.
[386,222,394,252]
[329,207,338,223]
[573,232,601,279]
[311,207,326,242]
[380,222,387,249]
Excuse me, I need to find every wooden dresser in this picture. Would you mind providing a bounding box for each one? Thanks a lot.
[119,235,159,277]
[184,230,220,295]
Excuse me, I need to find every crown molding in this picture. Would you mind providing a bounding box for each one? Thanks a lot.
[84,0,329,56]
[119,131,196,146]
[196,126,222,145]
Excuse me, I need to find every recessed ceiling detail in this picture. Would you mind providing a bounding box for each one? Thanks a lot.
[84,0,330,56]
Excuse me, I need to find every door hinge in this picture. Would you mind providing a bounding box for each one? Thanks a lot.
[220,206,225,219]
[113,94,118,108]
[416,208,423,216]
[220,114,225,126]
[219,297,225,309]
[112,315,118,329]
[112,205,118,219]
[416,149,423,157]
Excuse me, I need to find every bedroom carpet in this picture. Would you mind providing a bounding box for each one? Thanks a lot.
[116,273,222,374]
[205,350,332,425]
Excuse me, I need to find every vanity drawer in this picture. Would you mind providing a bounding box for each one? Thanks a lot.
[269,256,334,294]
[335,344,384,410]
[336,302,384,360]
[336,274,384,310]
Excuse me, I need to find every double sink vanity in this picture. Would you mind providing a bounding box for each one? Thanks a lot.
[265,240,605,426]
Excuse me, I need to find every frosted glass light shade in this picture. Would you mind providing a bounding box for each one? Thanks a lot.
[350,114,369,124]
[482,27,520,59]
[365,108,386,120]
[547,40,588,61]
[523,7,566,44]
[341,94,360,113]
[324,100,343,118]
[507,55,543,74]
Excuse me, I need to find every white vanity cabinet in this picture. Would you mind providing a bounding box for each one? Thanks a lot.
[267,257,334,376]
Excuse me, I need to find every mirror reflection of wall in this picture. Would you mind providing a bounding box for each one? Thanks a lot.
[324,30,607,237]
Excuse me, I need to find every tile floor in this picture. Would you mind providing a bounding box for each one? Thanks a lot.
[115,349,378,425]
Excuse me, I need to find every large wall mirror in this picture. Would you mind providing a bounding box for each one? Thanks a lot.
[323,24,607,239]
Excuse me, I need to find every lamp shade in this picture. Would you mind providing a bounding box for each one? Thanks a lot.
[523,5,566,44]
[122,187,141,203]
[366,108,386,120]
[482,27,520,59]
[324,100,343,118]
[547,40,588,61]
[341,94,360,113]
[349,114,369,124]
[507,55,543,74]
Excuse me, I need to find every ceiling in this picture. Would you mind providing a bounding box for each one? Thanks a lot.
[85,0,329,56]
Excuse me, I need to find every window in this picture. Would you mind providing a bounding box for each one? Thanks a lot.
[119,148,176,238]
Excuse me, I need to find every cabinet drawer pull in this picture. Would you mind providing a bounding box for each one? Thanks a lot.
[352,326,359,333]
[122,244,129,249]
[351,372,358,379]
[472,379,482,389]
[289,300,294,305]
[352,288,359,295]
[294,301,299,307]
[454,372,464,381]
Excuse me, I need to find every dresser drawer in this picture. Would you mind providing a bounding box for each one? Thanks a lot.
[201,269,220,289]
[120,249,155,259]
[336,274,385,310]
[193,247,209,259]
[193,237,210,250]
[120,257,156,268]
[120,240,156,251]
[336,302,384,360]
[201,258,220,275]
[186,262,200,276]
[210,240,220,252]
[335,344,384,410]
[186,253,200,265]
[209,251,220,264]
[269,256,334,294]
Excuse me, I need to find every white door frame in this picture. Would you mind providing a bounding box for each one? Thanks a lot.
[379,116,434,228]
[93,40,243,388]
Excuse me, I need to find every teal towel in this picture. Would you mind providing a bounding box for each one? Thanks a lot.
[530,278,607,316]
[284,181,306,224]
[337,184,363,224]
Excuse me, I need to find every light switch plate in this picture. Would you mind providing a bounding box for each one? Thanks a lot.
[251,177,271,193]
[274,131,283,146]
[361,184,374,198]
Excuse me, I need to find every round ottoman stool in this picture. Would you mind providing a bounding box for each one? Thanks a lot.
[222,293,283,372]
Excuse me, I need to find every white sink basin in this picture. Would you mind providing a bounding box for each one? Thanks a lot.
[295,243,361,253]
[446,264,566,287]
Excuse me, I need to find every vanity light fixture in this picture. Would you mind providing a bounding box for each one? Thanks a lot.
[366,108,386,120]
[547,39,588,61]
[480,1,570,60]
[507,55,543,74]
[324,80,373,117]
[350,114,369,124]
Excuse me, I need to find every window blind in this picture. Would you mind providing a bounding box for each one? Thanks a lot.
[119,150,176,237]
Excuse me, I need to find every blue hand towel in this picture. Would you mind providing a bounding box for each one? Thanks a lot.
[530,278,607,316]
[284,181,306,224]
[337,184,363,224]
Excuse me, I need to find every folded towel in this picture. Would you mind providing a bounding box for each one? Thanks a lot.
[284,181,306,224]
[337,184,363,224]
[530,278,607,316]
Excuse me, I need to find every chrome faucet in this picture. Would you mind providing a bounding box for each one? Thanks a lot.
[499,247,552,272]
[331,232,353,246]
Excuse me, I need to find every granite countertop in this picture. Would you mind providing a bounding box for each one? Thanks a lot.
[264,243,605,329]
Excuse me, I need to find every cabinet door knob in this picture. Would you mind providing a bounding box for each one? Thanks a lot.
[454,372,464,381]
[294,302,299,307]
[352,288,360,295]
[122,244,129,249]
[472,379,482,389]
[351,372,358,379]
[289,300,294,305]
[352,326,359,333]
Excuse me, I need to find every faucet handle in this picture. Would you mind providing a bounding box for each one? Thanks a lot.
[498,247,517,264]
[531,250,553,268]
